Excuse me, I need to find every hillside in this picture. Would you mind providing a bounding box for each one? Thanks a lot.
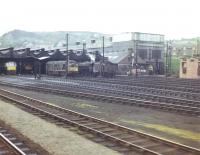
[173,38,200,48]
[0,30,109,49]
[1,30,200,52]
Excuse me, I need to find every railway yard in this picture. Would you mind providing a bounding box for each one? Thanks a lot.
[0,75,200,155]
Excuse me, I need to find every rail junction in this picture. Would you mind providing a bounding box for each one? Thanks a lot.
[0,76,200,116]
[0,75,200,154]
[0,88,200,155]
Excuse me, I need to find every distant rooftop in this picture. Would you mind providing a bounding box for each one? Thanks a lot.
[112,32,164,43]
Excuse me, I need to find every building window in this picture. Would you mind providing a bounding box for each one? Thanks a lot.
[152,50,161,59]
[198,63,200,76]
[182,62,187,74]
[139,49,147,59]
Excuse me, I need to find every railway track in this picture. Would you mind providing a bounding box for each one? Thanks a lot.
[0,88,199,155]
[114,77,200,86]
[0,126,37,155]
[38,78,200,107]
[70,77,200,93]
[120,77,200,86]
[5,76,200,109]
[85,76,200,86]
[12,75,200,88]
[42,77,200,100]
[4,76,200,101]
[0,80,200,116]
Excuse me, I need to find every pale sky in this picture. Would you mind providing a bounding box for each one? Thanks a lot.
[0,0,200,39]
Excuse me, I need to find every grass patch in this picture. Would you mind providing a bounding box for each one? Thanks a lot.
[74,102,98,109]
[120,119,200,141]
[164,55,180,76]
[171,56,180,75]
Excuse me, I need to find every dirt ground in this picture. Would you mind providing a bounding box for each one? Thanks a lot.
[0,99,120,155]
[0,85,200,149]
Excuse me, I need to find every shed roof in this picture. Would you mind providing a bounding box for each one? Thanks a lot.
[105,51,130,64]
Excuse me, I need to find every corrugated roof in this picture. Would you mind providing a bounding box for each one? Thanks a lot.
[105,51,129,63]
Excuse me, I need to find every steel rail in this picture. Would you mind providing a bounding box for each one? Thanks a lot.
[0,81,200,116]
[42,77,200,100]
[26,78,200,108]
[8,76,200,101]
[66,77,200,93]
[0,88,200,155]
[0,133,26,155]
[74,76,200,86]
[7,76,200,101]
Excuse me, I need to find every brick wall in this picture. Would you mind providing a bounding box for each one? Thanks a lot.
[180,58,200,79]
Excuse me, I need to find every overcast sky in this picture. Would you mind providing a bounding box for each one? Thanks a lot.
[0,0,199,39]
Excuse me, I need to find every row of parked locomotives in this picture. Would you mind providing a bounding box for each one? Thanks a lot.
[46,60,118,77]
[46,60,79,76]
[78,62,94,76]
[0,61,38,75]
[93,61,118,77]
[0,60,118,77]
[0,62,17,75]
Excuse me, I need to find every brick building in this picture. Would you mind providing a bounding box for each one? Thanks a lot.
[180,57,200,79]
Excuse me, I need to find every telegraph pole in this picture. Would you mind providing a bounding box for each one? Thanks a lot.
[83,42,86,54]
[102,36,105,77]
[169,42,172,76]
[167,40,172,76]
[197,39,200,55]
[65,33,69,79]
[165,41,168,78]
[135,40,138,78]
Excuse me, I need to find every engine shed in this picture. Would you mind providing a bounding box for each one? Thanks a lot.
[0,47,97,76]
